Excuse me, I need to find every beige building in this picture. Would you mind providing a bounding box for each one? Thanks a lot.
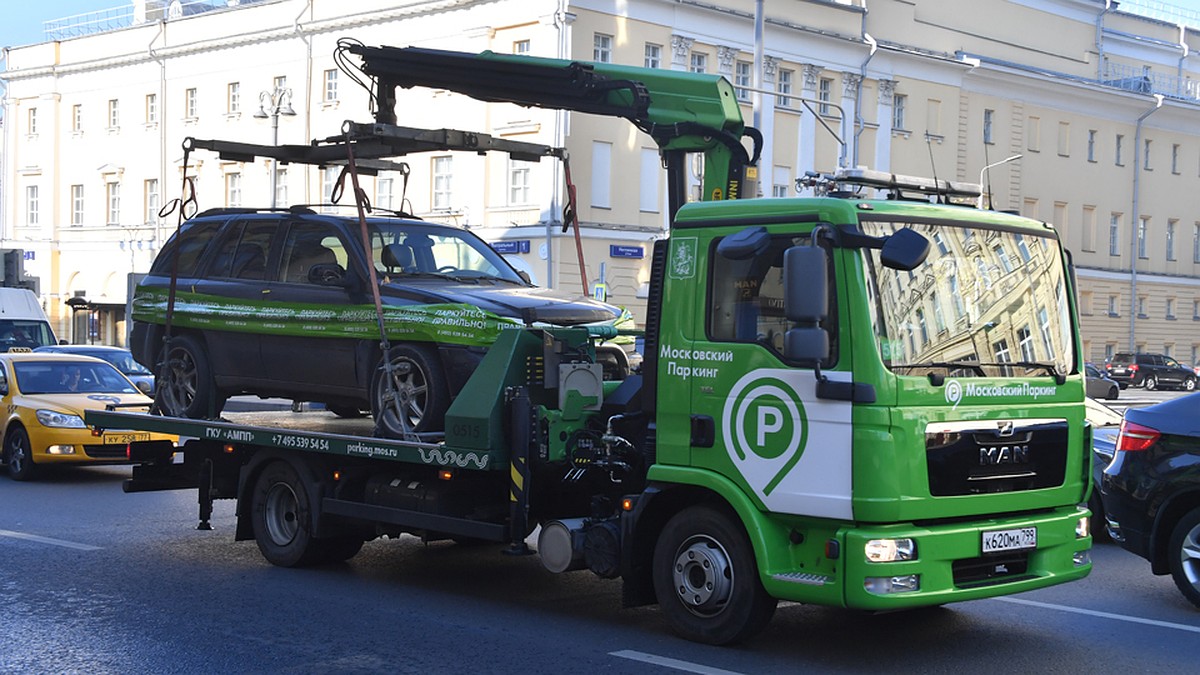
[2,0,1199,365]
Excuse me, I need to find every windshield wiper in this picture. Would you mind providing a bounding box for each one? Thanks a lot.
[891,361,985,377]
[977,361,1066,384]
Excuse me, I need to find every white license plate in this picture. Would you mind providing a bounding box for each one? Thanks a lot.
[981,527,1037,553]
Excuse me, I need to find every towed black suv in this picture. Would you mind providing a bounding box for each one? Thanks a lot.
[1105,352,1196,391]
[130,207,638,437]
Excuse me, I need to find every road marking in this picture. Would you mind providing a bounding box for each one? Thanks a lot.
[995,596,1200,634]
[610,650,746,675]
[0,529,101,551]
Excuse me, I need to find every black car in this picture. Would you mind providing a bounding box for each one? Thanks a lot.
[1086,397,1122,537]
[1105,352,1197,391]
[1101,392,1200,608]
[130,207,639,437]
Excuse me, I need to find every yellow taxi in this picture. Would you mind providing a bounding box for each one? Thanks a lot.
[0,352,176,481]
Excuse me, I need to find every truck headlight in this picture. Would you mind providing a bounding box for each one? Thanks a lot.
[36,410,86,428]
[865,538,916,562]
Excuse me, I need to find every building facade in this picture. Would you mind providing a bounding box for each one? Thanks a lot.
[2,0,1199,364]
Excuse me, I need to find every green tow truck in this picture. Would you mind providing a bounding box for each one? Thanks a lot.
[88,45,1092,644]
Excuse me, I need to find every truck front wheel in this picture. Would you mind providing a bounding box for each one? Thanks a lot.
[252,461,324,567]
[1168,506,1200,609]
[652,505,776,645]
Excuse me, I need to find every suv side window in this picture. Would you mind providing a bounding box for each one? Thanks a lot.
[150,220,223,277]
[1165,357,1181,369]
[279,221,348,284]
[207,219,279,281]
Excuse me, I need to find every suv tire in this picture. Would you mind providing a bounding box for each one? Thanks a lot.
[158,335,225,419]
[1168,506,1200,609]
[371,343,448,437]
[1144,375,1157,391]
[1186,378,1197,392]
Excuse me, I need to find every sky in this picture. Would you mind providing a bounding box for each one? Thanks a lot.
[4,0,1200,49]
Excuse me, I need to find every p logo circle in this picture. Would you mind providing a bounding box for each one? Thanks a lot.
[724,375,808,462]
[944,380,963,408]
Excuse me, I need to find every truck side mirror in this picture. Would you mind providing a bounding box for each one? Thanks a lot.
[880,228,931,271]
[783,245,831,363]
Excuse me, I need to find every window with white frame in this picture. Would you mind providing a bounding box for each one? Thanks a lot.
[1087,130,1096,162]
[1167,298,1176,319]
[1115,133,1124,166]
[185,88,197,118]
[772,165,790,198]
[146,94,158,124]
[274,75,287,90]
[1138,217,1149,259]
[376,176,393,210]
[106,182,121,225]
[275,167,288,207]
[1018,326,1035,362]
[1167,219,1177,261]
[72,185,85,226]
[639,148,660,212]
[432,156,453,210]
[323,70,338,102]
[1038,307,1054,356]
[1108,295,1118,316]
[508,160,531,205]
[1109,214,1121,256]
[1143,139,1152,170]
[1172,143,1180,174]
[690,52,707,74]
[73,104,83,132]
[983,109,994,144]
[513,40,530,54]
[322,167,338,213]
[818,78,832,115]
[227,82,240,114]
[107,99,119,129]
[593,33,612,63]
[25,186,39,226]
[735,61,751,101]
[591,142,612,208]
[225,172,242,207]
[893,94,907,130]
[644,43,661,69]
[144,179,159,223]
[777,68,793,108]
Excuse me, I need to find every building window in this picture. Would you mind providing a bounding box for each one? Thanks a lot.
[818,78,832,116]
[1167,219,1177,261]
[72,185,85,226]
[73,104,83,133]
[1194,223,1200,263]
[513,40,530,55]
[375,176,393,210]
[1138,217,1149,259]
[1087,130,1097,162]
[949,274,965,318]
[508,160,531,205]
[1115,134,1124,166]
[983,109,994,144]
[931,291,946,333]
[432,156,453,210]
[225,172,242,207]
[227,82,240,113]
[893,94,907,130]
[992,339,1013,376]
[1018,326,1035,362]
[1167,298,1176,319]
[1138,296,1147,318]
[275,167,288,207]
[185,88,198,119]
[27,108,37,135]
[146,94,158,124]
[145,179,159,223]
[25,186,39,226]
[994,244,1014,273]
[1015,234,1032,262]
[106,183,121,225]
[273,75,287,90]
[321,167,338,213]
[735,60,752,101]
[1081,205,1096,252]
[1172,143,1180,174]
[640,148,661,212]
[1026,115,1040,152]
[689,52,707,74]
[593,33,612,63]
[1057,121,1069,156]
[916,309,929,345]
[1038,308,1054,356]
[1109,214,1121,256]
[1143,139,1152,170]
[323,70,338,102]
[1105,343,1116,362]
[644,43,661,69]
[1107,295,1119,317]
[777,68,793,108]
[591,141,612,208]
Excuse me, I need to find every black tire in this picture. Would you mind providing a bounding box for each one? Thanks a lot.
[1106,385,1119,400]
[1118,382,1128,390]
[251,461,324,567]
[1168,507,1200,609]
[157,335,224,419]
[326,404,366,419]
[1087,492,1108,542]
[653,505,777,645]
[1144,376,1157,391]
[1185,378,1197,392]
[4,427,38,481]
[370,343,448,437]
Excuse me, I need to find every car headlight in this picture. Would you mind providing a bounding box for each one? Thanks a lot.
[36,409,86,428]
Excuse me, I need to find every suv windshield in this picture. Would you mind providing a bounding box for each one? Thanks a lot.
[859,218,1075,378]
[367,221,525,283]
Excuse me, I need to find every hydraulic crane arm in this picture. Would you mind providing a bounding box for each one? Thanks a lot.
[340,41,763,210]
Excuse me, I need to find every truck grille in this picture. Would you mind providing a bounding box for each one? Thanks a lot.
[952,552,1032,587]
[926,419,1068,496]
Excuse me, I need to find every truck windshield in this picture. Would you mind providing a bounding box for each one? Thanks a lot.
[859,218,1075,378]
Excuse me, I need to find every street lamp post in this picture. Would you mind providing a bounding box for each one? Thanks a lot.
[977,154,1022,210]
[254,87,296,208]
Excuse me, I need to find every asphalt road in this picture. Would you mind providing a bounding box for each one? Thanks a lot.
[2,461,1199,674]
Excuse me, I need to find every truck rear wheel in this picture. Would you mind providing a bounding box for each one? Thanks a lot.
[652,505,776,645]
[251,461,324,567]
[1168,506,1200,609]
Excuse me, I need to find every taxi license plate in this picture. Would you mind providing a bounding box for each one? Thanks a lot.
[103,433,151,444]
[981,527,1037,554]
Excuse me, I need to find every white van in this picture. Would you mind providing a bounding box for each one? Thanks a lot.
[0,288,58,351]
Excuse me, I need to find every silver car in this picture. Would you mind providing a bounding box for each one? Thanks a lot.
[1085,363,1119,400]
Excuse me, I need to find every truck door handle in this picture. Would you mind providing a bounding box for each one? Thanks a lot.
[691,415,714,448]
